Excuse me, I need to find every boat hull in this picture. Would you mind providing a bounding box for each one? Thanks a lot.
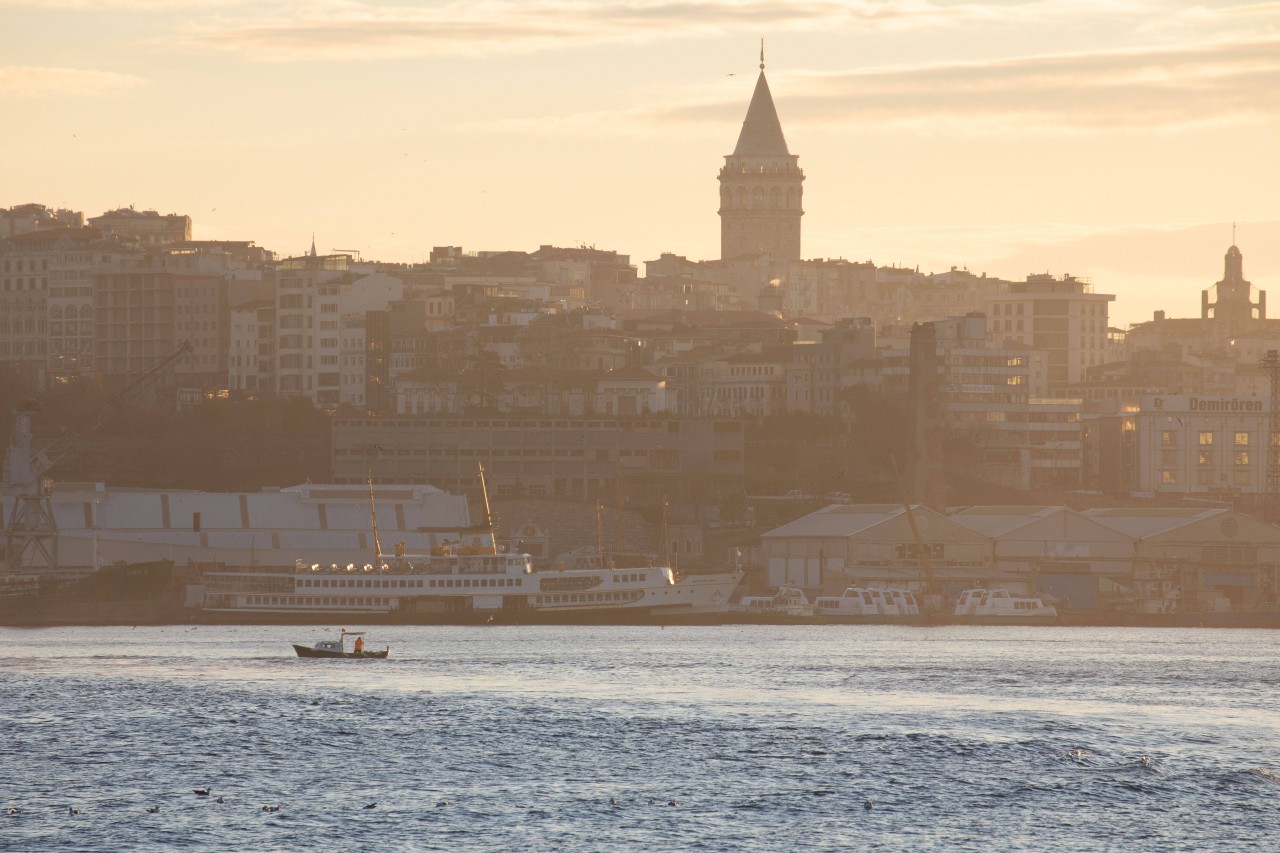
[951,615,1059,626]
[0,560,182,626]
[291,644,389,659]
[209,605,734,627]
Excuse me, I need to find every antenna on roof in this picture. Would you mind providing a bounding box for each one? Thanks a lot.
[760,38,765,71]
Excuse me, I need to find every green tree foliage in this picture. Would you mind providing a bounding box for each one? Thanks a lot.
[27,395,331,491]
[742,393,909,501]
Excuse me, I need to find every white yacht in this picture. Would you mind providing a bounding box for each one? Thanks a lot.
[735,585,813,617]
[812,587,921,621]
[884,588,920,616]
[813,587,880,617]
[953,588,1058,623]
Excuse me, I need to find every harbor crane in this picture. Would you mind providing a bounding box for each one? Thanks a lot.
[2,341,193,575]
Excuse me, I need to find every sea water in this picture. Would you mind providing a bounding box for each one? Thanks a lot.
[1,625,1277,851]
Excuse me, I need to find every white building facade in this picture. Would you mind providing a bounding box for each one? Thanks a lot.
[1132,394,1271,495]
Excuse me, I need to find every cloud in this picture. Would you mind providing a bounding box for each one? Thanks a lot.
[487,36,1280,135]
[785,37,1280,132]
[0,1,245,7]
[166,0,1151,62]
[0,66,147,97]
[0,0,241,7]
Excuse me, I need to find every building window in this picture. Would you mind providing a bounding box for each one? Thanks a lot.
[1198,450,1214,466]
[1198,431,1214,446]
[1160,470,1176,485]
[1235,451,1249,466]
[1197,469,1215,486]
[1235,432,1250,446]
[1161,431,1177,446]
[1161,450,1178,465]
[1234,470,1252,486]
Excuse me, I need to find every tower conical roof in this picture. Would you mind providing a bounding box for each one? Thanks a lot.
[733,71,790,157]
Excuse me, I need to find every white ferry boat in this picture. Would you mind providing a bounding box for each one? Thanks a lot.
[199,465,742,624]
[953,588,1058,624]
[200,534,741,624]
[812,587,922,622]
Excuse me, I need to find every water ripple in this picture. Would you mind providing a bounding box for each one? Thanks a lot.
[1,625,1277,851]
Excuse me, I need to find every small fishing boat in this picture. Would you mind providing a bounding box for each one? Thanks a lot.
[292,629,389,659]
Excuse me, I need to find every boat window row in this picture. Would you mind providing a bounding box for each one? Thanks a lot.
[299,577,414,589]
[296,577,524,590]
[429,578,521,589]
[613,573,646,583]
[536,591,643,606]
[205,577,295,593]
[456,557,520,574]
[245,595,391,608]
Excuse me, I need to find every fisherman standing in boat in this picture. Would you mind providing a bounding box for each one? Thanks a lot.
[353,635,364,654]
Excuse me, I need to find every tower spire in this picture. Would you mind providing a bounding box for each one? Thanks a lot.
[718,43,803,262]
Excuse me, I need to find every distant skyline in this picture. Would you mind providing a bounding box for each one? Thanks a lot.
[2,0,1277,328]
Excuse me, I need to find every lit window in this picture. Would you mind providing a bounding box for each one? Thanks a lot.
[1198,431,1214,446]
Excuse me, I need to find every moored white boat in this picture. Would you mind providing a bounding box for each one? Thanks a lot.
[813,587,921,622]
[736,585,813,617]
[953,588,1057,623]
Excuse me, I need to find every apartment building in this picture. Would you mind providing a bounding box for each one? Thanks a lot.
[331,415,745,506]
[1118,394,1272,496]
[988,274,1114,387]
[228,300,275,394]
[273,254,349,405]
[0,204,83,238]
[93,256,178,378]
[88,208,191,247]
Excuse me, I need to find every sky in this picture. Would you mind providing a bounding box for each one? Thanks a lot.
[1,0,1277,328]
